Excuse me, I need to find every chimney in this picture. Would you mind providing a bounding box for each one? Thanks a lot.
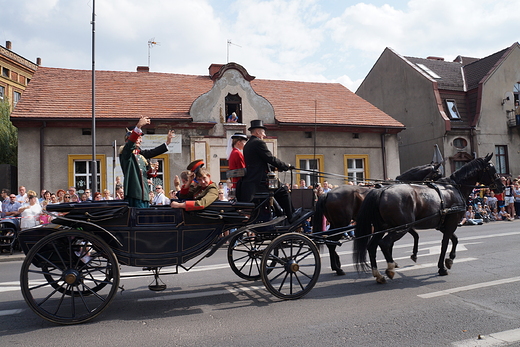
[208,63,224,78]
[427,56,444,61]
[137,66,149,72]
[36,57,42,66]
[6,41,12,50]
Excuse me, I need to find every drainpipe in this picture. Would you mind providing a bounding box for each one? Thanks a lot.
[381,132,387,180]
[40,121,46,191]
[469,126,476,158]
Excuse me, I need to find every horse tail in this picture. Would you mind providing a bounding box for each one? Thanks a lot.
[353,188,384,272]
[312,193,327,233]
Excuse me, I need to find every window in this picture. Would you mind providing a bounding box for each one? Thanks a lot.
[453,138,467,149]
[344,155,369,184]
[13,91,21,107]
[2,67,9,78]
[445,99,461,119]
[149,157,166,189]
[0,85,4,100]
[225,93,242,123]
[514,82,520,103]
[219,158,229,182]
[495,145,508,175]
[296,155,324,187]
[68,155,107,193]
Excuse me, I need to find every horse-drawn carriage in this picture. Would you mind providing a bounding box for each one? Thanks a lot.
[17,155,503,325]
[17,181,329,325]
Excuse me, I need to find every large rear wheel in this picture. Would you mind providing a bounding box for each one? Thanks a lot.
[20,230,120,324]
[261,233,320,300]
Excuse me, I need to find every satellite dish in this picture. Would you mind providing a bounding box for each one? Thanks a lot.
[502,91,514,106]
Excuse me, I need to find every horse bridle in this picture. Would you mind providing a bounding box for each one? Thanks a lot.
[479,164,501,191]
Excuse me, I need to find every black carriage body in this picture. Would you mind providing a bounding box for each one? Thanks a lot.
[18,200,254,267]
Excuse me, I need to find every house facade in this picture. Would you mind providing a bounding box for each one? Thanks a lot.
[11,63,404,195]
[0,41,39,109]
[356,43,520,177]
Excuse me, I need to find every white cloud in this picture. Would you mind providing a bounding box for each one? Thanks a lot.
[1,0,517,92]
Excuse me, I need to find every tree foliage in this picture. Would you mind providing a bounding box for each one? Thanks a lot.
[0,99,18,166]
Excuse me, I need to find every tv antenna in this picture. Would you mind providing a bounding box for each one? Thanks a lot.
[148,38,160,68]
[227,39,241,63]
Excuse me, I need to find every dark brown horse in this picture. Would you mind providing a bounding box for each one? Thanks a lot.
[353,154,503,283]
[313,163,442,275]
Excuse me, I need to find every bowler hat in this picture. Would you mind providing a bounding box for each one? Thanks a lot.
[187,159,204,173]
[231,132,248,141]
[248,120,267,131]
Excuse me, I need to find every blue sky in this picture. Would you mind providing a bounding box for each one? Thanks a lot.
[1,0,517,91]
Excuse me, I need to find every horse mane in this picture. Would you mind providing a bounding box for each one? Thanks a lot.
[449,157,485,184]
[396,163,440,182]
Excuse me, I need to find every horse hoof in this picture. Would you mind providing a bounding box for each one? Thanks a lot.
[438,268,448,276]
[376,276,387,284]
[410,254,417,263]
[336,269,346,276]
[445,259,453,270]
[385,269,395,279]
[394,262,399,268]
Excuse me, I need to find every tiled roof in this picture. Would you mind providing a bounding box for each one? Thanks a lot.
[463,47,508,90]
[404,56,465,91]
[252,79,403,128]
[12,66,404,129]
[12,67,211,120]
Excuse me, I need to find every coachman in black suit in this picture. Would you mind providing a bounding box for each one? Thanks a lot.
[238,120,295,222]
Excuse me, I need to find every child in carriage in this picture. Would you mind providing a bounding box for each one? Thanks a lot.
[170,160,218,211]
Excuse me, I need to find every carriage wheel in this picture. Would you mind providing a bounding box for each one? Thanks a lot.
[227,230,276,281]
[261,233,321,300]
[20,230,120,324]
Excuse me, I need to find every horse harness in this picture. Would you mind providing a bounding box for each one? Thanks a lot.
[426,181,466,229]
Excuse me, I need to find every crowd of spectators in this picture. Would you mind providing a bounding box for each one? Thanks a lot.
[459,175,520,225]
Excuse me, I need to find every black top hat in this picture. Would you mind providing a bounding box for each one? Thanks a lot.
[231,132,248,140]
[248,120,267,131]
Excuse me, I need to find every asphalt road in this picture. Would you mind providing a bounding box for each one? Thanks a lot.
[1,221,520,347]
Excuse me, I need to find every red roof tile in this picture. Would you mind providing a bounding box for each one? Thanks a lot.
[12,66,403,129]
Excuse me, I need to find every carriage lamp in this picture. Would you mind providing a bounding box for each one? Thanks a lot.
[268,172,279,189]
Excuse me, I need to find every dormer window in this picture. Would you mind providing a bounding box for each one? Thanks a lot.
[225,93,242,123]
[445,99,461,119]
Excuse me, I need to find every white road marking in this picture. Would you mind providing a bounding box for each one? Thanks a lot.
[418,276,520,299]
[395,257,477,273]
[452,327,520,346]
[0,309,24,316]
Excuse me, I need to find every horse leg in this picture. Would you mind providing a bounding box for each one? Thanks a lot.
[326,243,345,276]
[380,231,406,280]
[445,233,458,270]
[408,229,419,262]
[368,234,386,284]
[438,232,450,276]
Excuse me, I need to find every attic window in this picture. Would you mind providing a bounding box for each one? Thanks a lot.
[416,63,441,79]
[225,93,242,123]
[445,99,461,119]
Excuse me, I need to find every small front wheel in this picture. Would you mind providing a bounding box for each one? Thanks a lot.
[261,233,320,300]
[20,230,120,324]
